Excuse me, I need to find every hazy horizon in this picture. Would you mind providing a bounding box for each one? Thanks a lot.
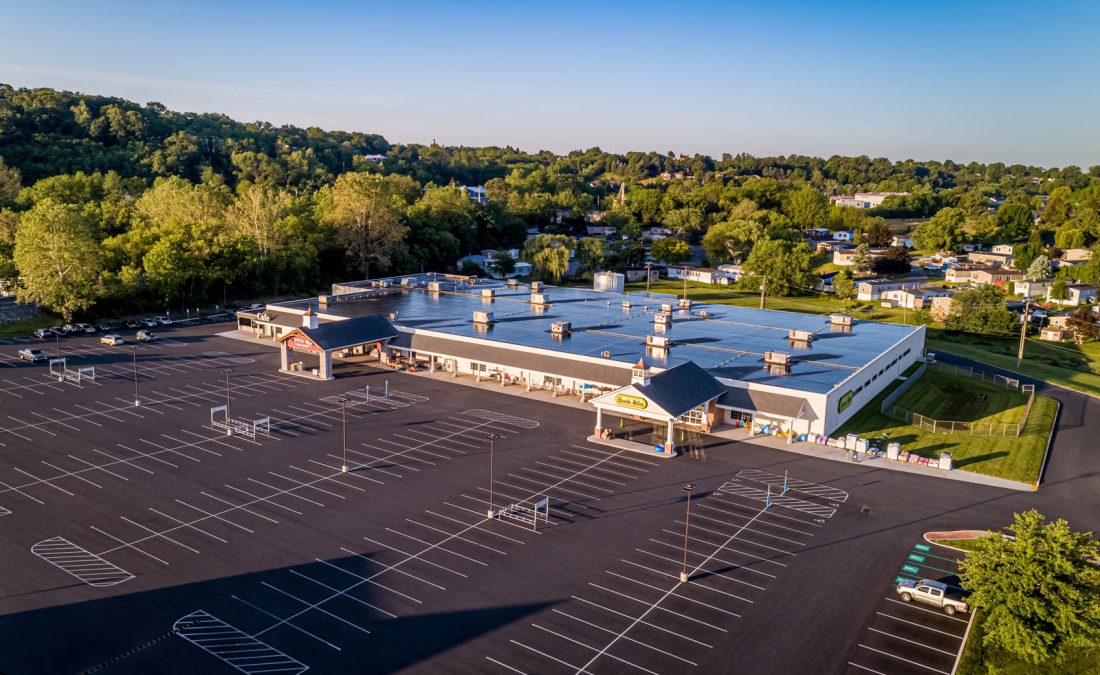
[3,0,1099,169]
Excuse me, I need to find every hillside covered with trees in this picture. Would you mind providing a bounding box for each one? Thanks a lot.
[3,83,1100,319]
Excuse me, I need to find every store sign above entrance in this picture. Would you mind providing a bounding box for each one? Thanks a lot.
[614,393,648,410]
[287,335,321,354]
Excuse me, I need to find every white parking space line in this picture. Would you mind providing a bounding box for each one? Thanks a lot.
[289,569,397,619]
[605,568,742,617]
[332,549,436,597]
[854,644,951,675]
[174,610,308,675]
[866,627,959,656]
[531,623,659,675]
[657,528,787,568]
[553,608,700,666]
[874,611,967,638]
[232,595,342,651]
[637,544,768,589]
[569,595,714,648]
[40,461,102,489]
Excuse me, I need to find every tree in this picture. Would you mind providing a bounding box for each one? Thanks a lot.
[662,207,705,237]
[832,269,855,299]
[1012,229,1044,272]
[319,172,416,278]
[997,202,1035,241]
[782,187,828,230]
[913,207,965,252]
[494,251,516,277]
[650,237,692,265]
[0,157,21,207]
[1026,254,1052,281]
[522,234,574,282]
[859,219,892,246]
[944,285,1017,336]
[575,237,605,273]
[1049,277,1069,302]
[740,239,813,296]
[959,509,1100,665]
[1040,186,1073,229]
[702,218,764,264]
[851,243,874,275]
[13,199,102,320]
[1066,308,1100,343]
[871,246,911,275]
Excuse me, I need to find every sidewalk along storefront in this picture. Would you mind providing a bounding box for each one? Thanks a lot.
[275,312,398,379]
[715,386,810,442]
[590,360,727,456]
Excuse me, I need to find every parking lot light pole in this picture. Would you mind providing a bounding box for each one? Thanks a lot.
[486,434,498,519]
[55,331,60,359]
[131,346,140,406]
[222,368,233,436]
[680,483,697,583]
[338,397,348,473]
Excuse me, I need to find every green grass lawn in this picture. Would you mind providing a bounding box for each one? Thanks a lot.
[835,371,1057,483]
[0,314,60,338]
[894,372,1030,424]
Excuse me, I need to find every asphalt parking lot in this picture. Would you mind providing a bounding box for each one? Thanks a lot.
[845,542,971,675]
[0,322,1097,675]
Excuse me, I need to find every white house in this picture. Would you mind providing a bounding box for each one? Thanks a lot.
[1013,278,1053,298]
[834,230,854,242]
[1049,283,1098,306]
[717,263,743,281]
[879,287,949,310]
[1060,248,1093,265]
[642,227,672,240]
[830,192,909,209]
[891,235,914,248]
[991,244,1015,255]
[833,246,888,267]
[586,224,618,237]
[667,267,729,285]
[856,278,925,302]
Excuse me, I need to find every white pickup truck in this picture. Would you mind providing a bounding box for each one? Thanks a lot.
[897,579,969,615]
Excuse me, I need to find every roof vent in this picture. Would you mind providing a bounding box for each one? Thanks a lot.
[646,334,672,348]
[531,281,543,292]
[507,278,519,288]
[678,298,692,310]
[400,277,414,286]
[830,314,852,327]
[788,329,813,345]
[427,281,442,292]
[551,321,571,335]
[531,292,549,306]
[622,300,632,310]
[654,312,672,328]
[694,310,709,318]
[764,351,791,374]
[601,351,611,359]
[473,310,494,324]
[660,303,673,313]
[482,288,495,300]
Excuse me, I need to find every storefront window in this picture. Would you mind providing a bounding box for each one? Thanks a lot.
[678,407,706,425]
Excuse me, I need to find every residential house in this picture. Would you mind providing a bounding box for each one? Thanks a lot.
[624,265,662,282]
[667,267,730,285]
[1046,313,1074,329]
[1060,248,1093,265]
[586,224,618,237]
[806,227,832,240]
[944,263,986,282]
[816,271,838,293]
[891,235,914,248]
[829,192,909,209]
[461,185,488,203]
[456,250,531,279]
[969,251,1014,268]
[1048,283,1098,306]
[928,293,959,320]
[879,287,948,310]
[971,268,1025,287]
[1040,327,1067,341]
[834,230,854,242]
[1013,278,1053,298]
[717,264,743,281]
[642,227,672,240]
[856,278,926,302]
[991,244,1015,255]
[833,246,887,267]
[584,210,606,223]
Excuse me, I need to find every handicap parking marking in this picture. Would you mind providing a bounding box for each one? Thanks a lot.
[174,610,308,675]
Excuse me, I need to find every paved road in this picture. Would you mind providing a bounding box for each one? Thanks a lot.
[0,327,1094,675]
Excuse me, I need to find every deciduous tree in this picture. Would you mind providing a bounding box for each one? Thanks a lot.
[14,199,102,320]
[650,237,692,265]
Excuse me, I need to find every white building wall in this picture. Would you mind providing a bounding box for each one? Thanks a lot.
[823,325,926,435]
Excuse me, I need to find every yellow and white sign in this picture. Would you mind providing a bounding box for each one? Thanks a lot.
[614,393,648,410]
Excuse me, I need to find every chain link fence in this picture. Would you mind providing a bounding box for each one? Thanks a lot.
[883,362,1036,437]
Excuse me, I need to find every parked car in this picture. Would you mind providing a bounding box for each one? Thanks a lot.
[124,319,144,329]
[136,330,156,343]
[96,323,114,333]
[100,334,124,346]
[33,328,55,339]
[18,348,47,363]
[51,325,71,336]
[897,579,969,615]
[141,318,160,328]
[73,323,96,334]
[62,323,79,334]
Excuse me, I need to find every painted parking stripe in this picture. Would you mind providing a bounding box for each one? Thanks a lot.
[31,536,134,587]
[855,643,951,674]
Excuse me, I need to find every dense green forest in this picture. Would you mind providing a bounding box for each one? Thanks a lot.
[2,83,1100,320]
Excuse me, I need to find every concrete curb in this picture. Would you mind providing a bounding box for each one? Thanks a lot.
[953,607,978,675]
[1035,399,1062,488]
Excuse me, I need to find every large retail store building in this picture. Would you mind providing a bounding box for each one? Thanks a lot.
[237,273,925,451]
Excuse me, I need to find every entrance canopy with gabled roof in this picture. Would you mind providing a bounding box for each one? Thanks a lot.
[276,314,398,379]
[590,362,727,454]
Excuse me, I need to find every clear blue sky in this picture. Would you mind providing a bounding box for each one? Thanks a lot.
[2,1,1098,167]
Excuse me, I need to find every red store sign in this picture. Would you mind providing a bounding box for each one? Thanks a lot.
[286,335,321,354]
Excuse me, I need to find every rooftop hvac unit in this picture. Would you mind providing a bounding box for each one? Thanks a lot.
[318,294,332,306]
[379,280,390,288]
[695,310,709,318]
[622,300,632,310]
[601,351,611,359]
[830,314,853,326]
[660,303,673,313]
[473,310,494,324]
[788,329,813,344]
[531,293,548,306]
[400,277,413,286]
[654,312,672,326]
[646,334,671,348]
[551,321,571,335]
[678,298,692,310]
[507,278,519,288]
[427,281,441,292]
[764,351,791,373]
[482,288,495,299]
[531,281,543,292]
[388,312,399,321]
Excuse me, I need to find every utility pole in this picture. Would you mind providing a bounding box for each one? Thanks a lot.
[645,261,653,293]
[486,434,498,520]
[131,346,140,406]
[1017,298,1031,364]
[683,271,688,300]
[759,278,767,310]
[222,369,233,436]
